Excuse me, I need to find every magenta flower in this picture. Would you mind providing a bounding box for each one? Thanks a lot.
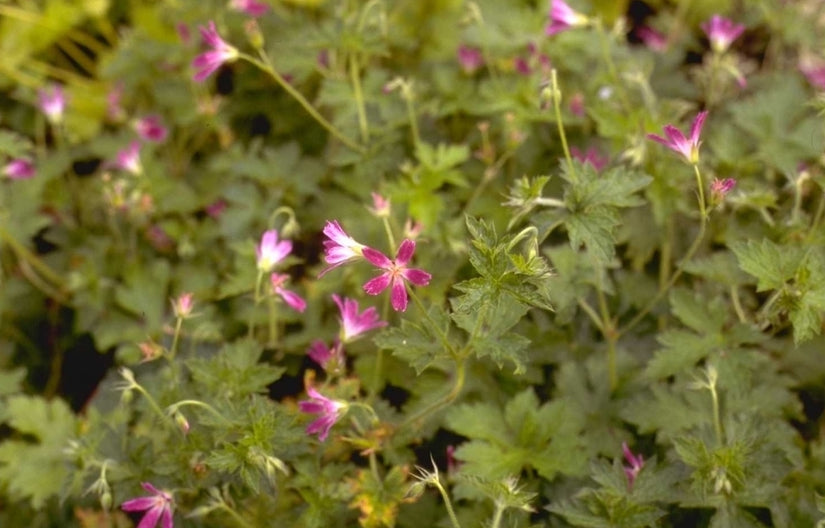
[457,45,484,74]
[298,386,346,441]
[270,273,306,312]
[107,83,126,122]
[637,26,668,52]
[256,229,292,272]
[622,442,644,489]
[111,141,142,175]
[38,84,66,124]
[320,220,366,276]
[205,199,227,218]
[701,15,745,53]
[230,0,269,17]
[802,64,825,90]
[3,159,35,180]
[545,0,589,36]
[307,340,345,372]
[647,110,708,165]
[332,294,387,342]
[121,482,174,528]
[134,115,169,143]
[193,21,239,82]
[362,239,432,312]
[369,192,391,218]
[571,146,609,172]
[710,177,736,202]
[172,292,194,319]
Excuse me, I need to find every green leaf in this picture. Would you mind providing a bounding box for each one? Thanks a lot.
[0,395,76,508]
[114,259,171,331]
[0,368,25,396]
[186,339,285,398]
[373,304,456,374]
[731,239,803,291]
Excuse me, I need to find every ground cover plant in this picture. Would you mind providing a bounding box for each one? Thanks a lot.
[1,0,825,526]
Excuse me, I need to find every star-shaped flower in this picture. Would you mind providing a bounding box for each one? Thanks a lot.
[192,21,239,82]
[332,294,387,342]
[298,387,346,442]
[362,239,431,312]
[121,482,174,528]
[647,111,708,164]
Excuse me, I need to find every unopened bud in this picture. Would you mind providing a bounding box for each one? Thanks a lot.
[174,411,190,435]
[245,20,264,50]
[100,490,113,511]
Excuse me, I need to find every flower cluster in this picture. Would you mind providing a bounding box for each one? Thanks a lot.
[320,219,431,312]
[256,229,305,312]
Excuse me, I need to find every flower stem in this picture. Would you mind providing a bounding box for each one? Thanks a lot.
[167,400,233,425]
[433,478,462,528]
[169,317,183,360]
[0,226,65,290]
[399,359,465,430]
[618,165,708,337]
[267,295,278,348]
[550,69,575,178]
[490,503,505,528]
[382,216,397,256]
[349,54,370,143]
[219,503,256,528]
[709,377,724,446]
[240,52,365,153]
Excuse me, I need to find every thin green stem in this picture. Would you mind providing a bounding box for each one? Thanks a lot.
[399,360,465,430]
[0,226,65,288]
[131,385,169,424]
[402,83,421,148]
[240,52,364,153]
[618,165,708,337]
[433,479,462,528]
[169,317,183,360]
[381,216,397,256]
[594,21,633,116]
[577,299,605,333]
[730,286,747,324]
[710,382,723,446]
[550,69,575,177]
[267,295,278,348]
[219,503,255,528]
[167,400,233,425]
[490,503,505,528]
[349,54,370,143]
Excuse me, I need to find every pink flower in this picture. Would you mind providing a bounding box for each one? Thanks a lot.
[568,92,585,117]
[107,83,126,122]
[513,56,531,76]
[121,482,174,528]
[622,442,644,489]
[256,229,292,272]
[369,193,391,217]
[205,199,227,218]
[320,220,366,276]
[230,0,269,17]
[545,0,588,36]
[710,177,736,201]
[110,141,142,175]
[362,239,432,312]
[172,292,194,319]
[647,110,708,165]
[332,294,387,342]
[307,340,345,372]
[38,84,66,123]
[270,273,306,312]
[701,15,744,53]
[637,26,668,52]
[571,146,609,172]
[134,115,169,143]
[298,386,346,441]
[193,21,239,82]
[3,159,35,180]
[457,45,484,74]
[802,64,825,90]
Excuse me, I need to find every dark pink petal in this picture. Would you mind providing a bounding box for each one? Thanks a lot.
[662,125,688,147]
[363,274,391,295]
[362,247,393,269]
[298,401,325,414]
[689,111,708,144]
[161,508,174,528]
[402,268,432,286]
[390,278,408,312]
[395,239,416,266]
[136,507,162,528]
[122,497,156,511]
[278,288,306,313]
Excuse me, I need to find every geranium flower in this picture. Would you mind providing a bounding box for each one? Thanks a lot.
[111,141,142,175]
[801,64,825,90]
[369,193,391,217]
[545,0,589,36]
[647,110,708,165]
[134,115,169,143]
[192,21,239,82]
[710,177,736,202]
[38,84,66,124]
[256,229,292,272]
[3,159,35,180]
[362,239,432,312]
[298,387,346,441]
[332,294,387,342]
[571,146,609,172]
[622,442,644,489]
[457,45,484,74]
[637,26,668,52]
[121,482,174,528]
[230,0,269,17]
[701,15,745,53]
[319,220,366,276]
[270,273,306,312]
[172,292,194,319]
[307,340,345,372]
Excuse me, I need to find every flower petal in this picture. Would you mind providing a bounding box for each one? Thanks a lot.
[363,273,391,295]
[122,497,156,512]
[136,506,162,528]
[395,239,417,265]
[402,268,432,286]
[277,288,306,313]
[689,110,708,144]
[362,247,393,269]
[390,279,409,312]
